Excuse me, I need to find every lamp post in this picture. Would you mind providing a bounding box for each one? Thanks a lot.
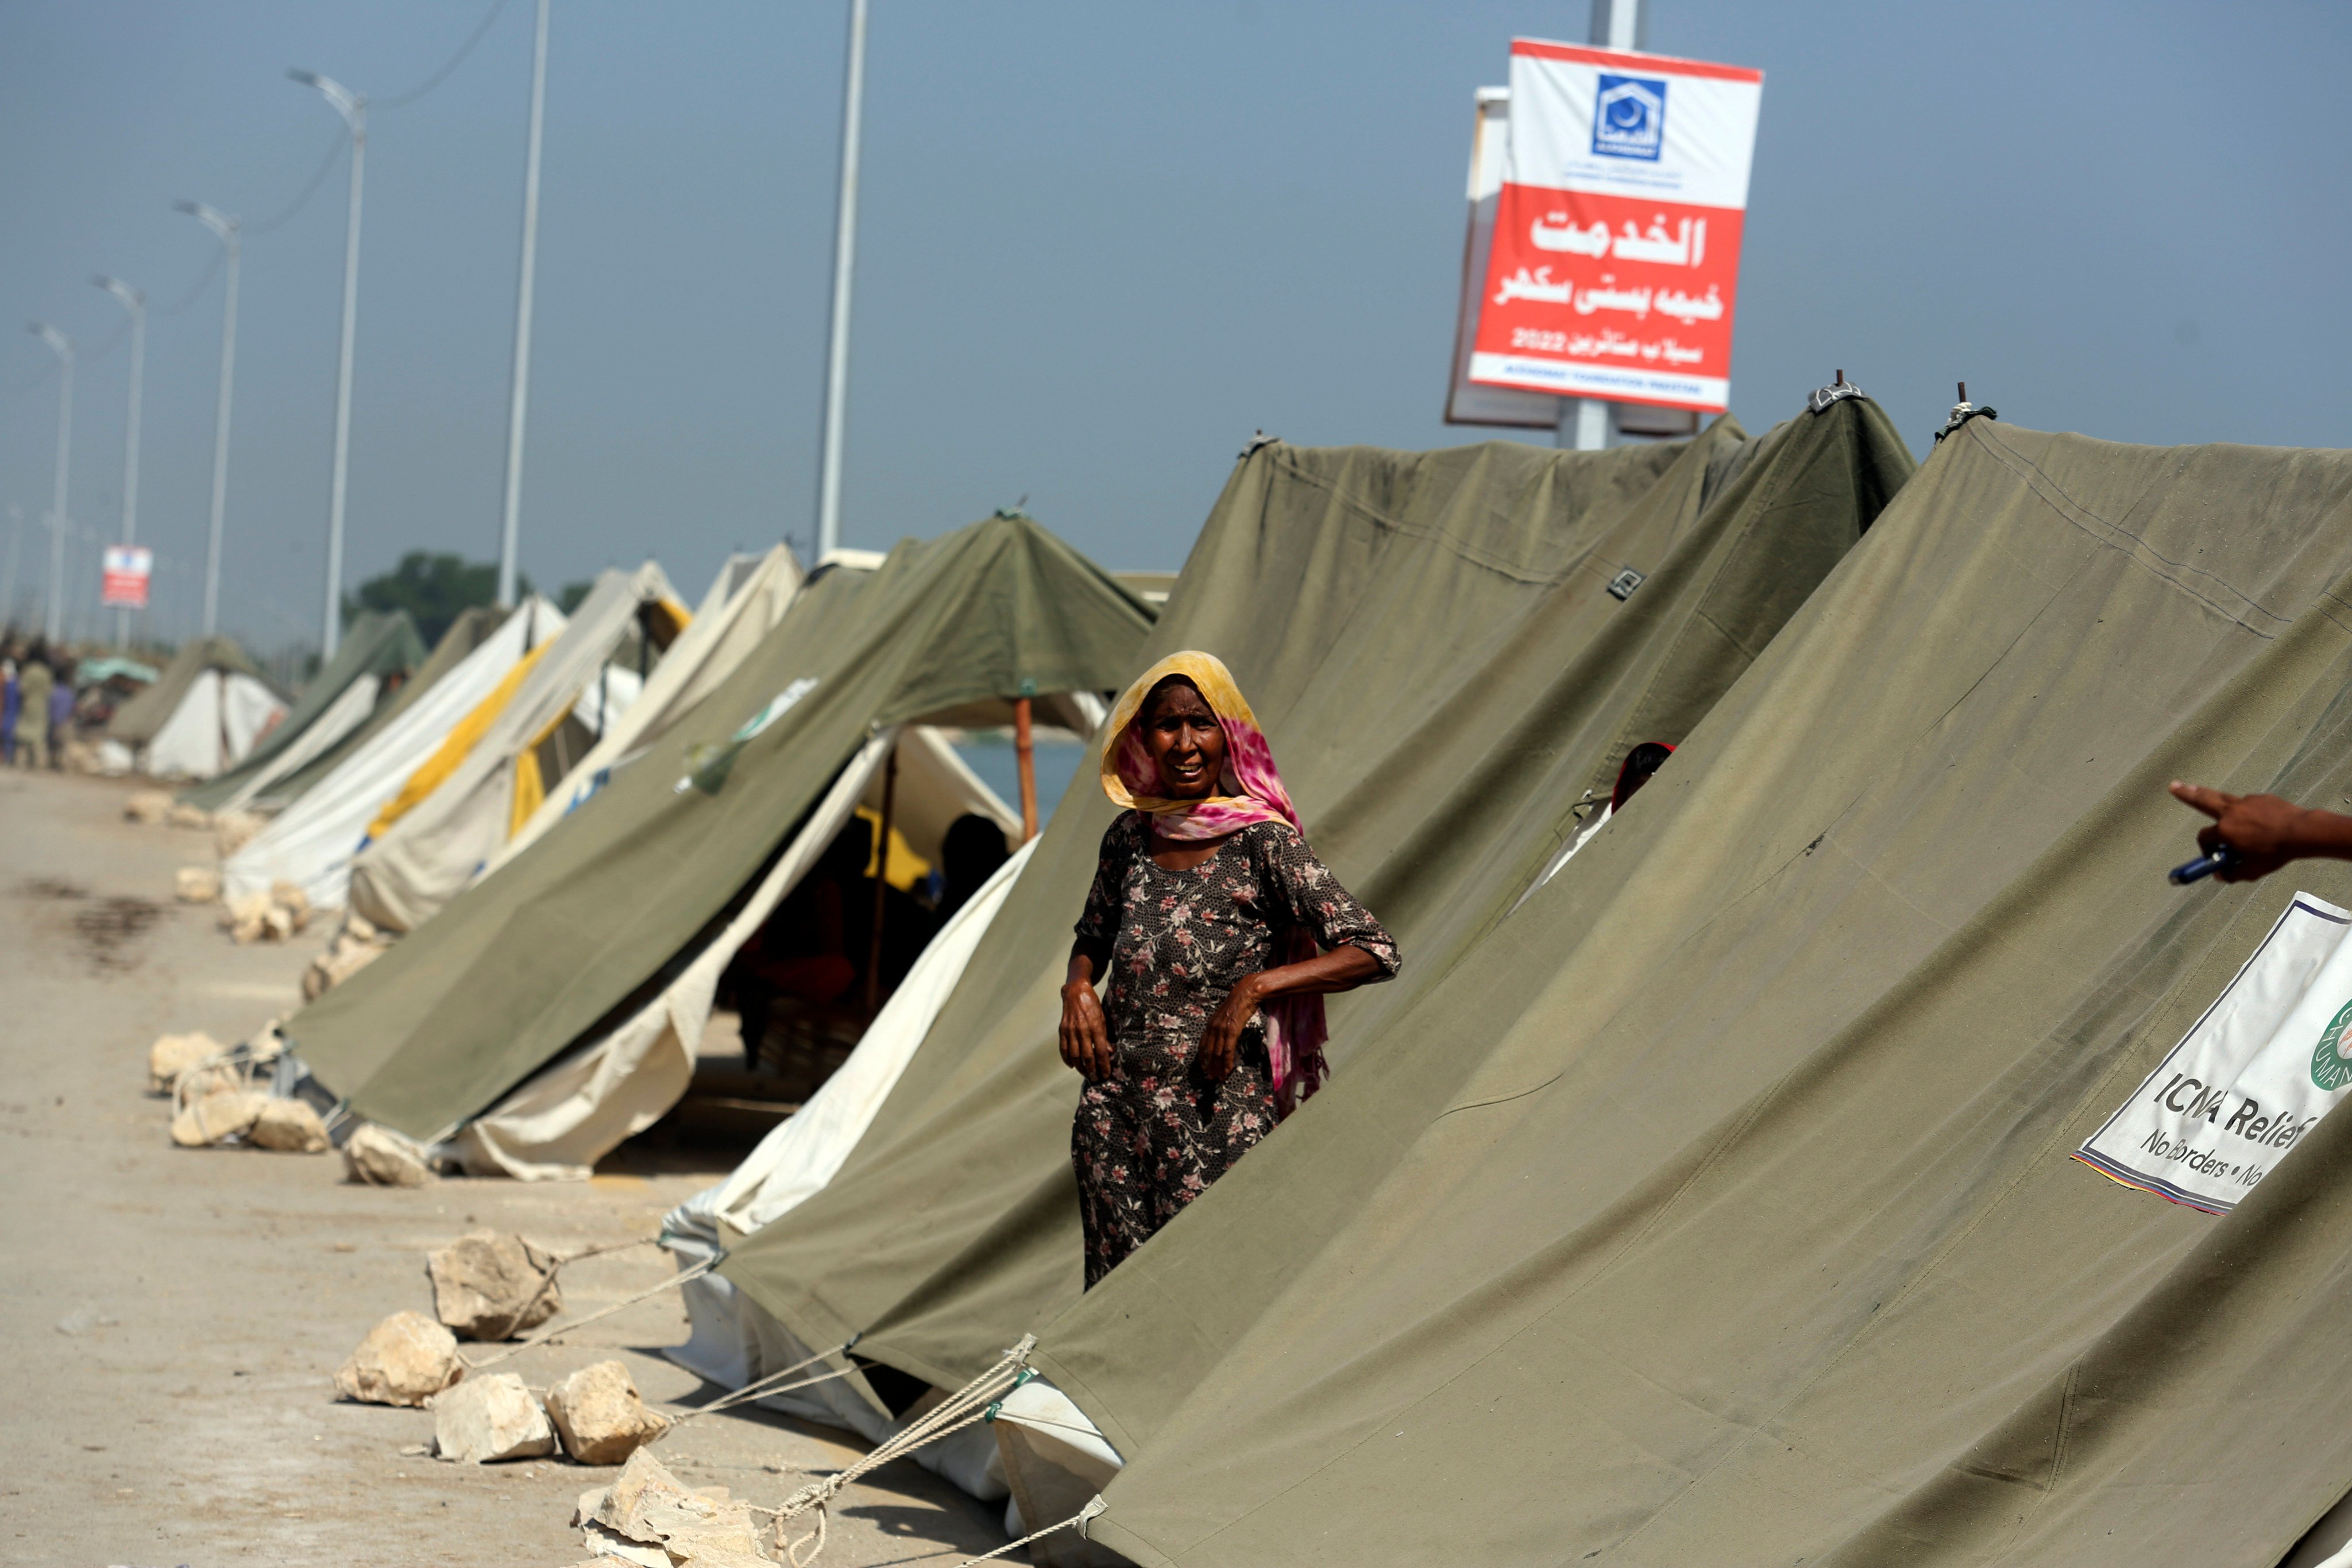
[496,0,551,609]
[26,323,74,646]
[176,201,241,638]
[289,68,366,658]
[92,276,145,648]
[813,0,870,560]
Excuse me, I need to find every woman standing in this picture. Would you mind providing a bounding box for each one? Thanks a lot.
[1060,652,1397,1286]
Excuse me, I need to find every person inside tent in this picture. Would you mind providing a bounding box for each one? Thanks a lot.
[731,818,871,1069]
[1612,740,1675,811]
[2170,781,2352,880]
[934,812,1011,925]
[1059,652,1399,1287]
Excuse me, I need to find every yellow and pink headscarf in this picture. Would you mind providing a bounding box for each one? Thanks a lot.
[1099,651,1327,1109]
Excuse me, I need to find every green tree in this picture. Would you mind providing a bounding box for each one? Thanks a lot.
[345,553,531,647]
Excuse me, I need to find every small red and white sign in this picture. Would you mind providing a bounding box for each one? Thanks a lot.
[101,544,152,609]
[1469,40,1762,414]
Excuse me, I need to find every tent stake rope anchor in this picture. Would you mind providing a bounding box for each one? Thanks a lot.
[752,1334,1038,1565]
[953,1495,1108,1565]
[461,1249,724,1372]
[656,1339,856,1431]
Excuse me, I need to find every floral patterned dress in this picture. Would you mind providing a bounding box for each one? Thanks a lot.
[1071,812,1399,1286]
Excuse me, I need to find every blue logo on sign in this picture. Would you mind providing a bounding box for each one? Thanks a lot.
[1592,74,1667,161]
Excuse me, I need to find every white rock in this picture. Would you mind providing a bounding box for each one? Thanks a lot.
[269,880,312,931]
[428,1231,563,1341]
[429,1372,555,1463]
[170,1090,264,1148]
[334,1310,464,1407]
[343,1123,435,1187]
[261,903,296,943]
[547,1361,670,1466]
[123,789,172,825]
[213,809,268,858]
[146,1031,224,1095]
[221,890,272,944]
[249,1098,330,1153]
[166,802,211,831]
[244,1019,287,1063]
[173,866,221,903]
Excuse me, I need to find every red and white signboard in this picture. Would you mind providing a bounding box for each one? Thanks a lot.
[101,544,152,609]
[1469,40,1762,414]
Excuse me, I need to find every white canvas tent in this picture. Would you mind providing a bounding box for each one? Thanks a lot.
[222,598,567,910]
[346,563,684,933]
[483,544,802,878]
[99,636,286,780]
[142,673,284,779]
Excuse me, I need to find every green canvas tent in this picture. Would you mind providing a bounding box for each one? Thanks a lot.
[177,610,427,814]
[1040,418,2352,1568]
[257,604,509,810]
[101,635,285,780]
[710,392,1914,1443]
[287,513,1155,1171]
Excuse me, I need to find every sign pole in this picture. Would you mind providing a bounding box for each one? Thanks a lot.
[1557,0,1645,452]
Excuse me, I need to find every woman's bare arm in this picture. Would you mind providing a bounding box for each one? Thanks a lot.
[1060,943,1115,1082]
[1196,944,1382,1081]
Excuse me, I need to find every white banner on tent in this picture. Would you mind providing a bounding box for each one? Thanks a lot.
[2077,892,2352,1214]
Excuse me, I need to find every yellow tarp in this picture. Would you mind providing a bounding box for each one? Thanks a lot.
[366,641,553,842]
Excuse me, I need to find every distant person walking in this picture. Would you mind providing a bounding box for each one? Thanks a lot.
[1059,652,1397,1286]
[0,647,18,766]
[45,655,73,767]
[15,650,53,771]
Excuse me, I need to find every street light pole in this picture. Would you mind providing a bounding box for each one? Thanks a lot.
[1557,0,1645,453]
[291,68,366,658]
[27,323,74,646]
[813,0,870,560]
[496,0,551,609]
[94,276,145,649]
[176,201,241,639]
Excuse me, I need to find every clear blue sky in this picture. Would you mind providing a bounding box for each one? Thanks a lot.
[3,1,2346,652]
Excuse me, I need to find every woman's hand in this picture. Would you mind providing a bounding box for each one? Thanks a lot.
[1060,979,1114,1082]
[1196,975,1265,1083]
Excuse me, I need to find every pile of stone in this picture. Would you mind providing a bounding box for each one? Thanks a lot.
[146,1024,331,1154]
[342,1122,437,1187]
[334,1232,678,1479]
[304,913,392,999]
[122,790,173,825]
[213,808,267,858]
[218,880,312,944]
[568,1447,779,1566]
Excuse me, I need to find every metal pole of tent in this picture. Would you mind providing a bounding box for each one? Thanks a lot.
[1556,0,1644,454]
[865,736,897,1014]
[813,0,870,561]
[496,0,551,610]
[1013,696,1038,843]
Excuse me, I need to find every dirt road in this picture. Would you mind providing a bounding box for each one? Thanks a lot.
[0,768,1014,1567]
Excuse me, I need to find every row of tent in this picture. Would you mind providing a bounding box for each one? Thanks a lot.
[213,384,2352,1567]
